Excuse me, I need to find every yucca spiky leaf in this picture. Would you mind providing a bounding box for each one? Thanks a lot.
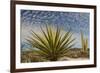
[26,25,75,61]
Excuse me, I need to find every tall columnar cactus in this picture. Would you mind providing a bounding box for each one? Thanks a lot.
[81,31,88,52]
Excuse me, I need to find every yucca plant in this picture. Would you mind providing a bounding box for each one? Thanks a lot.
[81,31,88,52]
[26,25,75,61]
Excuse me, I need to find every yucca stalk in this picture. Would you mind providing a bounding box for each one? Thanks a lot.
[26,25,75,61]
[81,31,88,52]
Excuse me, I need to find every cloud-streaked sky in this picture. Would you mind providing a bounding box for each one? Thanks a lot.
[21,9,90,49]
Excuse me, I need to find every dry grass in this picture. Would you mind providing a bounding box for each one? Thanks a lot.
[21,48,89,63]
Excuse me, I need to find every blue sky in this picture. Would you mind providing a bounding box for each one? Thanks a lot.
[21,9,90,49]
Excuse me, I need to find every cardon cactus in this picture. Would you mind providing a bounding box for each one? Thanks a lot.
[81,31,88,52]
